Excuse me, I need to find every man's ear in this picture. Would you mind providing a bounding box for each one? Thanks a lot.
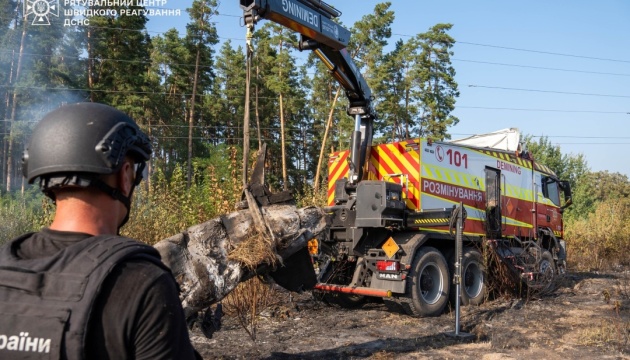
[117,161,134,197]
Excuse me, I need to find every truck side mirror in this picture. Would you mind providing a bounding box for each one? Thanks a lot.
[560,180,573,209]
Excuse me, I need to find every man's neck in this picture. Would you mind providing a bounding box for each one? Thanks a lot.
[49,195,121,236]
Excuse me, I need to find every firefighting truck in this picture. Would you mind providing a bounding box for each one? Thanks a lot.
[239,0,572,316]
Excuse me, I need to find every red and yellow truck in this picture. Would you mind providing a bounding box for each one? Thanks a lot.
[320,131,571,316]
[237,1,571,316]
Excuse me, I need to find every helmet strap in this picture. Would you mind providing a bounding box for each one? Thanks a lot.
[91,162,146,233]
[39,162,146,234]
[89,178,133,233]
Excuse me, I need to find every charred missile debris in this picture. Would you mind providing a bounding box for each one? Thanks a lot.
[154,205,327,315]
[154,144,328,333]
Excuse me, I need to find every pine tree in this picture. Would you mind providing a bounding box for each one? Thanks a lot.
[306,54,345,191]
[184,0,218,186]
[0,0,20,191]
[373,38,419,142]
[349,2,394,83]
[344,2,394,145]
[148,29,191,177]
[251,27,278,152]
[85,3,152,118]
[209,41,245,147]
[415,23,459,140]
[2,0,83,191]
[263,23,305,190]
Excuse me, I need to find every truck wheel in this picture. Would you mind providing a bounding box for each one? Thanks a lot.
[401,246,450,317]
[538,250,556,290]
[525,249,556,292]
[458,247,486,306]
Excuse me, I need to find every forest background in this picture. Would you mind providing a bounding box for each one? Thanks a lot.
[0,1,628,269]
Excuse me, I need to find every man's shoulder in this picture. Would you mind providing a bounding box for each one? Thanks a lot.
[97,256,179,322]
[115,257,174,283]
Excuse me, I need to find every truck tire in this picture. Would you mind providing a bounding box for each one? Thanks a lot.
[400,246,450,317]
[457,247,486,306]
[524,249,556,292]
[538,250,556,291]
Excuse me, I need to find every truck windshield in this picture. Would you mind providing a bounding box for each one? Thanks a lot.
[542,177,561,207]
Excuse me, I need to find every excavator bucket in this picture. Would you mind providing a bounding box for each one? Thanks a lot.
[238,143,317,292]
[269,246,317,291]
[237,143,293,209]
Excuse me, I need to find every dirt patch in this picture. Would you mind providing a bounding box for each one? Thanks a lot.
[191,271,630,359]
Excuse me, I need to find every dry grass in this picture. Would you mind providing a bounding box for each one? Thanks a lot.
[577,272,630,353]
[484,240,564,303]
[565,199,630,271]
[370,351,397,360]
[484,241,525,300]
[123,147,244,244]
[221,277,279,341]
[227,230,279,270]
[577,318,629,352]
[620,272,630,301]
[295,179,329,208]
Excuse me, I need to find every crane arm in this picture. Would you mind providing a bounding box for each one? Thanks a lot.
[240,0,374,184]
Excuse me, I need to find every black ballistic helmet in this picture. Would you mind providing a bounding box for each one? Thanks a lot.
[23,102,151,185]
[22,103,152,231]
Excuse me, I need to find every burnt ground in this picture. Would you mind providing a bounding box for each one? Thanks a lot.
[191,271,630,359]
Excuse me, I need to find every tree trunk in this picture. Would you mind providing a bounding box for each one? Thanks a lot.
[255,64,262,151]
[314,86,340,192]
[187,47,201,188]
[279,92,287,191]
[6,20,27,192]
[278,38,288,191]
[404,87,410,139]
[2,0,21,191]
[146,106,152,193]
[2,49,16,191]
[87,27,95,102]
[242,47,252,186]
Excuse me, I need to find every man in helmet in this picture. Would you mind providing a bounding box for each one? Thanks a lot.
[0,103,200,359]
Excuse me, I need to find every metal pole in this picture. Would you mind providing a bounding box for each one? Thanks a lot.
[348,114,362,184]
[446,202,474,340]
[455,201,463,335]
[242,23,254,187]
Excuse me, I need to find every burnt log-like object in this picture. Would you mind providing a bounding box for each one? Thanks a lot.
[154,144,328,330]
[154,204,327,318]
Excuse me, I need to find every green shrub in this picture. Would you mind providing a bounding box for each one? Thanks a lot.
[123,147,242,244]
[294,180,328,208]
[1,146,244,247]
[0,189,53,246]
[565,198,630,270]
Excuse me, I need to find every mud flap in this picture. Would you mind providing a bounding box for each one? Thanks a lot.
[269,247,317,292]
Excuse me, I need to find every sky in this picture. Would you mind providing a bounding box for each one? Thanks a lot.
[146,1,630,177]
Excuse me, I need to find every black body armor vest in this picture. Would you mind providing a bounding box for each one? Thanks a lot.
[0,234,164,359]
